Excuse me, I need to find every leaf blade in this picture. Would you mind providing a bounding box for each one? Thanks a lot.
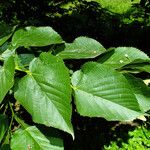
[56,37,106,59]
[15,53,73,136]
[0,114,9,142]
[97,47,150,69]
[72,62,143,121]
[124,74,150,112]
[11,126,64,150]
[0,56,15,103]
[12,26,63,48]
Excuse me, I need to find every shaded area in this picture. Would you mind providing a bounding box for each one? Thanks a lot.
[0,0,150,54]
[63,112,149,150]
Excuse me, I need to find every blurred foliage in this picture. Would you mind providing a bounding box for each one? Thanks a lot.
[0,0,150,52]
[104,124,150,149]
[87,0,141,14]
[64,114,150,150]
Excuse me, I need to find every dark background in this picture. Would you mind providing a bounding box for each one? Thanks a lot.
[0,0,150,54]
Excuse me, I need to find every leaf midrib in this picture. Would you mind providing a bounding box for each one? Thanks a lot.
[24,127,50,149]
[30,74,71,131]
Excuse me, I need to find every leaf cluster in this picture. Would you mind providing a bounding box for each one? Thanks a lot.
[0,26,150,149]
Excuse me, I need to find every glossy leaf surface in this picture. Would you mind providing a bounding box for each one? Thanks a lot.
[15,53,73,136]
[72,62,142,121]
[0,56,15,103]
[97,47,149,69]
[11,126,64,150]
[56,37,106,59]
[12,26,63,48]
[125,74,150,112]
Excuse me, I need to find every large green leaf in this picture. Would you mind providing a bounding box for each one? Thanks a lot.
[0,56,15,103]
[124,74,150,112]
[56,37,106,59]
[11,126,64,150]
[71,62,143,121]
[97,47,150,69]
[12,26,63,48]
[0,114,9,142]
[14,53,73,136]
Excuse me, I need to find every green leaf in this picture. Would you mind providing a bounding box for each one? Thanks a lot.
[97,47,150,69]
[18,54,35,66]
[12,26,63,48]
[0,35,12,47]
[0,56,15,103]
[0,130,11,149]
[124,74,150,112]
[14,54,35,72]
[11,126,64,150]
[0,42,10,55]
[1,48,16,60]
[0,23,15,46]
[123,62,150,73]
[0,114,9,142]
[15,53,74,137]
[71,62,143,121]
[38,126,64,148]
[1,144,11,150]
[14,115,30,129]
[56,37,106,59]
[86,0,140,14]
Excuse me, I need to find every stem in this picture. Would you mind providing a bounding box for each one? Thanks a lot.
[3,104,8,114]
[8,102,15,133]
[0,104,4,110]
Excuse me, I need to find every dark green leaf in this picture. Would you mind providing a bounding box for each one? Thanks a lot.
[0,24,15,46]
[0,114,9,142]
[18,54,35,66]
[1,144,11,150]
[123,63,150,73]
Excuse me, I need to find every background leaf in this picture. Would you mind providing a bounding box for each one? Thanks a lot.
[0,23,15,46]
[86,0,140,14]
[15,53,73,137]
[124,74,150,112]
[123,62,150,73]
[12,26,63,48]
[97,47,150,69]
[11,126,64,150]
[71,62,143,121]
[56,37,106,59]
[0,56,15,103]
[38,126,64,148]
[0,114,9,142]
